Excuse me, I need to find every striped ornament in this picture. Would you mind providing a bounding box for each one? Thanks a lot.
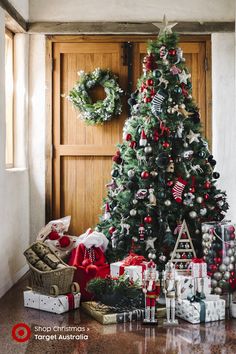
[151,91,165,116]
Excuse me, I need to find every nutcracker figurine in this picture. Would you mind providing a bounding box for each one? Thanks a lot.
[142,259,160,324]
[163,261,180,325]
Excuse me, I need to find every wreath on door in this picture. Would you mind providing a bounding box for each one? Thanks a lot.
[68,68,123,125]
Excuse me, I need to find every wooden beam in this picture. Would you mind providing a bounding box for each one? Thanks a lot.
[28,21,235,34]
[0,0,28,32]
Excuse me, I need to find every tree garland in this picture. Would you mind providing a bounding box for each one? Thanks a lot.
[68,68,123,125]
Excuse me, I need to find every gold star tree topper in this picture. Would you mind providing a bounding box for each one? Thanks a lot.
[153,15,178,35]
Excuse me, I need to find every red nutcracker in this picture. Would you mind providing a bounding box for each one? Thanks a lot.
[142,260,160,324]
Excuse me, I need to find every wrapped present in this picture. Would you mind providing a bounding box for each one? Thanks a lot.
[81,301,165,325]
[24,290,81,314]
[176,297,225,324]
[177,275,194,299]
[189,258,207,278]
[177,275,211,299]
[110,253,148,285]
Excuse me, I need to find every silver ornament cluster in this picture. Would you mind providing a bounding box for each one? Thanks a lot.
[202,222,236,295]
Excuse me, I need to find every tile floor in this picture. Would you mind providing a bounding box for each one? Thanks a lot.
[0,274,236,354]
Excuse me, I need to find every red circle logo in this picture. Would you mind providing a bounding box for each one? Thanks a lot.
[12,323,31,342]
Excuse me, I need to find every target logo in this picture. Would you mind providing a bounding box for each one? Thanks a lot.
[12,323,31,342]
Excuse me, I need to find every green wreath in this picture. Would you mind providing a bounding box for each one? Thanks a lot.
[68,68,123,125]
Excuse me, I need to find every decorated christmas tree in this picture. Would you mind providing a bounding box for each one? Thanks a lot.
[96,17,228,267]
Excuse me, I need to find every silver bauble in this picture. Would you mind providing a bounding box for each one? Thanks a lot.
[203,233,210,241]
[133,199,138,205]
[195,229,200,234]
[148,252,154,259]
[219,264,227,273]
[202,225,209,233]
[176,253,181,259]
[144,145,152,154]
[168,97,173,102]
[211,279,218,288]
[164,200,171,206]
[189,211,197,219]
[151,253,157,260]
[227,249,233,257]
[202,241,206,247]
[179,103,186,109]
[150,171,158,177]
[229,240,235,248]
[197,196,203,203]
[130,209,137,216]
[227,264,234,271]
[223,256,231,266]
[230,256,235,263]
[183,142,188,148]
[205,241,211,248]
[214,287,222,295]
[203,248,209,255]
[128,169,135,178]
[223,271,231,280]
[213,272,222,281]
[200,208,207,216]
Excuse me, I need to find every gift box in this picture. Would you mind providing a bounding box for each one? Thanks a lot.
[24,290,81,314]
[177,275,211,299]
[190,258,207,278]
[81,301,165,325]
[110,253,148,285]
[176,297,225,324]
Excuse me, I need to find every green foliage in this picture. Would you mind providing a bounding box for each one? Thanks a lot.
[87,275,144,308]
[68,68,123,125]
[97,31,228,266]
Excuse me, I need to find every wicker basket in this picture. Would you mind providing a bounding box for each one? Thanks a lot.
[24,242,79,297]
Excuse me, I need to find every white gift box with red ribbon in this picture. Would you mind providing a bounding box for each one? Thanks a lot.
[24,290,81,314]
[189,258,207,278]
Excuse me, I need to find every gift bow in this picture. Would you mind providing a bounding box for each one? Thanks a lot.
[122,253,147,266]
[187,292,206,323]
[191,257,205,264]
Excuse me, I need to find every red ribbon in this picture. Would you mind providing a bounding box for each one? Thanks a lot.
[192,258,204,264]
[119,265,125,276]
[66,293,75,310]
[122,252,147,266]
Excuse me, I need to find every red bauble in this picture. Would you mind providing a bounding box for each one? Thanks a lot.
[207,271,213,277]
[146,79,154,86]
[167,180,174,187]
[153,129,159,142]
[231,271,235,277]
[144,97,151,103]
[86,264,98,277]
[168,49,176,56]
[141,171,150,179]
[204,193,210,200]
[141,83,146,92]
[48,230,60,240]
[189,187,196,193]
[204,181,211,189]
[228,225,235,233]
[214,257,222,264]
[150,88,156,96]
[112,155,122,164]
[129,141,137,149]
[109,226,116,235]
[181,253,187,259]
[162,141,170,148]
[209,264,217,272]
[59,235,71,248]
[144,215,152,224]
[126,133,132,141]
[229,278,233,284]
[82,258,92,267]
[230,233,235,240]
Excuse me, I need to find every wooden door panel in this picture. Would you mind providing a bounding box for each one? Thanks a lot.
[51,36,211,235]
[53,41,127,233]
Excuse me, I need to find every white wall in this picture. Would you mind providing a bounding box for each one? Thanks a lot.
[28,34,46,243]
[29,0,234,22]
[0,8,30,298]
[212,33,236,220]
[9,0,29,21]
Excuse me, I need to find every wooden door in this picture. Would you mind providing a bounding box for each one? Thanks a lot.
[50,36,211,235]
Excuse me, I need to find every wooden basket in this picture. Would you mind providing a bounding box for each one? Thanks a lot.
[24,242,79,297]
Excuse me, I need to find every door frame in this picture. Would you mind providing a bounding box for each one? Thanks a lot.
[45,34,211,222]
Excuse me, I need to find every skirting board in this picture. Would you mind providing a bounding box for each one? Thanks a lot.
[0,263,29,299]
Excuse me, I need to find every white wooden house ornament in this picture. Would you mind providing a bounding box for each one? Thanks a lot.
[170,219,196,273]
